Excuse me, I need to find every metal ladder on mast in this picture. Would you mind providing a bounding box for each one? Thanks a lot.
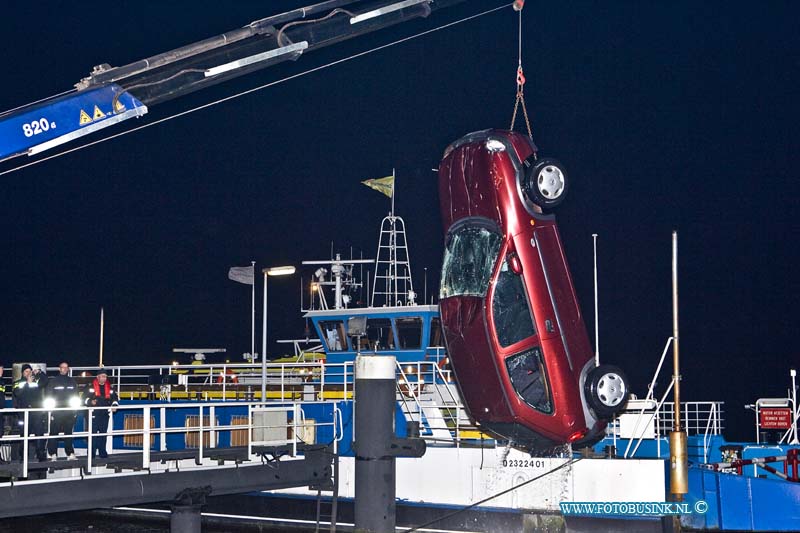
[371,215,414,307]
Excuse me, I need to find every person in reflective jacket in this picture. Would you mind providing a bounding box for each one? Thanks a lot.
[13,364,48,462]
[45,361,80,460]
[83,369,119,459]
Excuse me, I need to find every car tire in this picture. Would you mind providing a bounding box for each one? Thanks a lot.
[585,364,628,418]
[525,157,568,209]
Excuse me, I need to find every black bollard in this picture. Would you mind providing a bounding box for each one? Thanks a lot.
[353,355,425,533]
[170,486,210,533]
[170,502,202,532]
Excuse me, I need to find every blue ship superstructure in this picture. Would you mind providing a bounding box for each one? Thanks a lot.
[4,210,799,531]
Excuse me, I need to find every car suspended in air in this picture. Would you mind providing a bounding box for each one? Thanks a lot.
[437,128,628,452]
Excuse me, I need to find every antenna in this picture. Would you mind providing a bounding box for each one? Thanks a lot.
[424,267,428,305]
[592,234,599,366]
[99,307,105,367]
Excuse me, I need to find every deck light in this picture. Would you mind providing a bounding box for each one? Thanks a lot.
[267,266,296,277]
[262,265,297,401]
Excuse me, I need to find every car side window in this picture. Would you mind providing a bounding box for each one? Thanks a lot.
[440,224,502,298]
[505,347,552,413]
[492,256,536,347]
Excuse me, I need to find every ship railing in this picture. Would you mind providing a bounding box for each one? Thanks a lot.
[52,360,458,407]
[618,337,725,459]
[659,401,725,437]
[621,337,676,458]
[9,360,472,442]
[0,400,333,481]
[61,362,345,403]
[394,360,477,446]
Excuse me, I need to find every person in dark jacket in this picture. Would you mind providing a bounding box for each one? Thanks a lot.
[83,369,119,459]
[13,364,48,461]
[45,361,80,460]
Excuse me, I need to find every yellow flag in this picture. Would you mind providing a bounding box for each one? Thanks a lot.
[361,175,394,198]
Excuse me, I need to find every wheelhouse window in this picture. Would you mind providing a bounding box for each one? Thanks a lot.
[440,222,502,298]
[365,318,395,351]
[430,317,444,347]
[396,317,422,349]
[505,347,552,413]
[492,255,536,347]
[319,320,347,352]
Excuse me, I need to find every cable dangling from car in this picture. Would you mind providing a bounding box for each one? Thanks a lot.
[509,0,533,140]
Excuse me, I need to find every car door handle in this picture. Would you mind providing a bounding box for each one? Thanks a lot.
[545,319,555,333]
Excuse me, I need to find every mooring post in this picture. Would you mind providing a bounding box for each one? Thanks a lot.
[170,486,211,533]
[353,355,425,533]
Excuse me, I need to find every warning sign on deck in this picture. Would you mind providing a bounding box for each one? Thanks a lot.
[759,408,792,429]
[93,105,106,120]
[79,109,92,125]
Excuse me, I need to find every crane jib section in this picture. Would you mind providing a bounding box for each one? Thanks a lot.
[0,85,147,161]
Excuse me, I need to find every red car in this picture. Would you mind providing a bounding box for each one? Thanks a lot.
[437,129,628,452]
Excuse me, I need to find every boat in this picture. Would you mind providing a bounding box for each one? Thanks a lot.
[1,2,798,530]
[16,182,793,532]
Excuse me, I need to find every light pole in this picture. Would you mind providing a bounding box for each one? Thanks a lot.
[261,265,296,402]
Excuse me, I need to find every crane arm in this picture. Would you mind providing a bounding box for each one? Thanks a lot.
[0,0,473,162]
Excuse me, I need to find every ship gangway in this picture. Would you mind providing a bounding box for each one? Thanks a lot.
[0,400,336,531]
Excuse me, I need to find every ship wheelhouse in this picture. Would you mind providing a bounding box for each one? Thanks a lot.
[307,305,444,365]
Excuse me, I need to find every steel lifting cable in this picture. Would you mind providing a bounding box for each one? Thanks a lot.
[0,3,509,178]
[509,0,533,139]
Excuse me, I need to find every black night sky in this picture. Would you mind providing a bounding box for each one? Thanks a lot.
[0,1,798,440]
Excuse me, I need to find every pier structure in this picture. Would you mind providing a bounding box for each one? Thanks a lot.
[0,399,334,530]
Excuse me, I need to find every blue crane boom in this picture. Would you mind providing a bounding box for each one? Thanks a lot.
[0,0,475,163]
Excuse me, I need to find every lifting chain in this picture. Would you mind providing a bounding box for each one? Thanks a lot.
[509,0,533,139]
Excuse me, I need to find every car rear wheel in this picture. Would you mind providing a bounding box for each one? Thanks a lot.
[585,364,628,418]
[525,158,568,208]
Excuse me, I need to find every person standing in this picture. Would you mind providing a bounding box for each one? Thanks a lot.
[45,361,79,460]
[83,369,119,459]
[0,363,5,439]
[13,364,48,462]
[0,363,6,463]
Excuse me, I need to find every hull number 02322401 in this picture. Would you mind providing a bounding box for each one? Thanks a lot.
[22,118,56,137]
[502,459,546,468]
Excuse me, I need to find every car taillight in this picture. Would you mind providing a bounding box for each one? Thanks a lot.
[567,429,588,443]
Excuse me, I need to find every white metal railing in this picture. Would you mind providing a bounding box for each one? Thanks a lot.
[0,400,336,482]
[614,337,726,459]
[0,362,354,404]
[393,360,478,446]
[622,337,674,458]
[618,397,725,459]
[0,357,472,448]
[660,401,725,437]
